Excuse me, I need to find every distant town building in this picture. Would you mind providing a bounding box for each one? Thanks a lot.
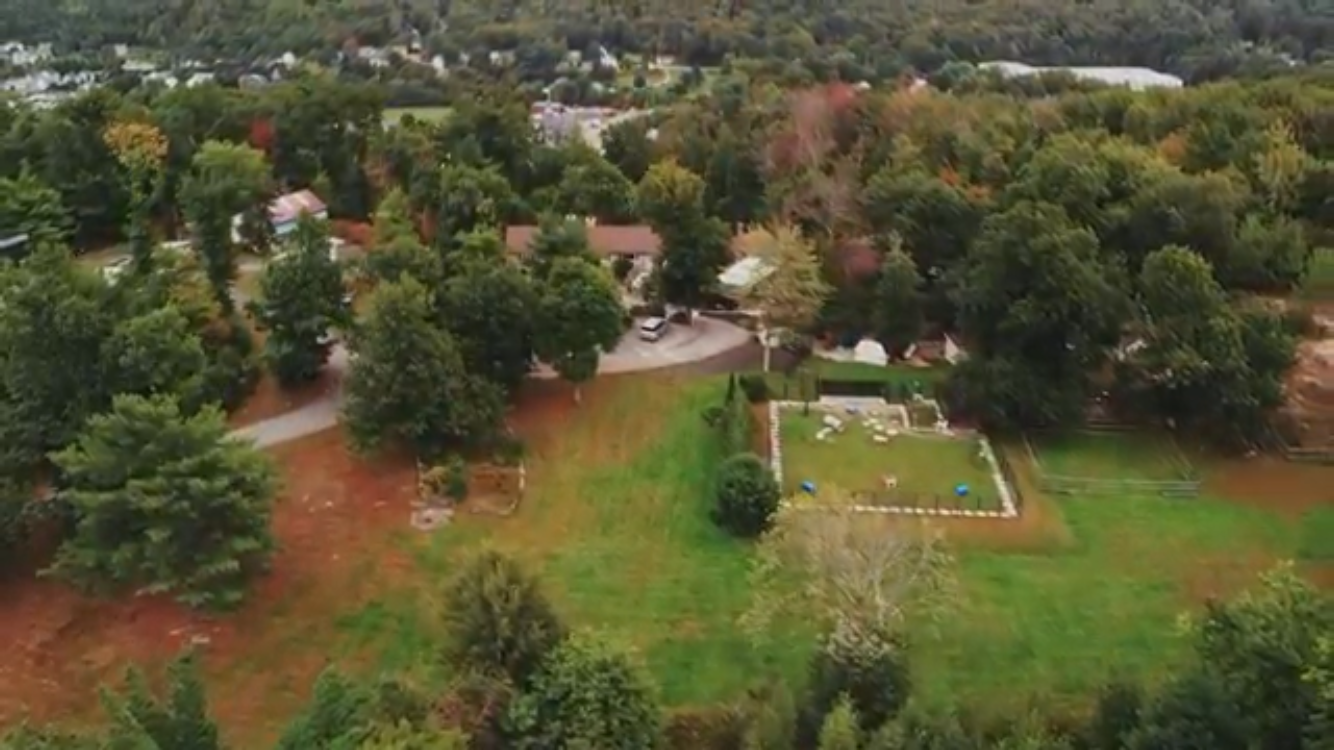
[978,60,1184,90]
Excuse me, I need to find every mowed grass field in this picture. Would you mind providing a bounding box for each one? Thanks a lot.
[779,410,1002,510]
[3,372,1326,745]
[326,375,1322,723]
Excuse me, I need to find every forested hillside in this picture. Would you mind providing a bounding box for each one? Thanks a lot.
[2,0,1332,81]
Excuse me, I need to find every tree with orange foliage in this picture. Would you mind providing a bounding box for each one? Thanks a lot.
[103,121,169,272]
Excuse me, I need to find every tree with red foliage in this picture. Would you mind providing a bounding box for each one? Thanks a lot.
[248,118,275,154]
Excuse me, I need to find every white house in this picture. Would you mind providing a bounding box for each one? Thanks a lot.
[231,189,329,245]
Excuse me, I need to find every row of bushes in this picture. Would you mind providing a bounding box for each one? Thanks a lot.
[705,376,782,539]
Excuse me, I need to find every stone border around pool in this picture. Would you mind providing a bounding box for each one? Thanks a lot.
[769,400,1019,520]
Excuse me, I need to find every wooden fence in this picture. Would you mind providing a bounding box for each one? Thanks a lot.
[1024,430,1203,499]
[1036,475,1201,498]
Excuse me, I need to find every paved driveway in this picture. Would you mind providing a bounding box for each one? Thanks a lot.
[232,314,750,447]
[532,317,752,377]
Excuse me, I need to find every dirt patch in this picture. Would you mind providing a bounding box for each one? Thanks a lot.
[0,430,421,745]
[1203,455,1334,517]
[1280,316,1334,449]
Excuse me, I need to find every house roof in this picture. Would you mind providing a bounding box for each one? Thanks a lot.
[269,190,328,225]
[505,224,663,257]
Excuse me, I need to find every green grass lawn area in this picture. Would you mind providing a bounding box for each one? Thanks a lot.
[309,373,1317,727]
[382,106,454,126]
[779,410,1001,510]
[1030,430,1196,481]
[1301,247,1334,298]
[333,375,814,707]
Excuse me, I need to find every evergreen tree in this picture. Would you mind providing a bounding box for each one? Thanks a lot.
[504,632,660,750]
[100,650,221,750]
[443,550,566,685]
[49,395,277,609]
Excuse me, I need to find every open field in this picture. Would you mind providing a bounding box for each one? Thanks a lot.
[1029,430,1196,481]
[779,410,1002,510]
[382,106,454,126]
[0,372,1328,743]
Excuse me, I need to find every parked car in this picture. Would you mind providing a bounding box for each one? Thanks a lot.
[638,316,669,342]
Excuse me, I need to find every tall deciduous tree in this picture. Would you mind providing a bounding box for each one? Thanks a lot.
[102,305,207,412]
[1189,564,1332,750]
[435,163,514,252]
[440,245,538,393]
[251,217,349,386]
[0,171,72,249]
[602,119,655,183]
[637,160,731,315]
[863,168,983,278]
[736,225,832,371]
[526,216,598,282]
[343,276,502,455]
[181,141,271,312]
[443,550,566,686]
[952,201,1129,428]
[1124,246,1294,440]
[704,125,766,231]
[49,395,277,610]
[1127,671,1248,750]
[0,244,115,476]
[534,257,625,403]
[743,489,955,648]
[872,239,924,357]
[103,120,169,274]
[556,146,636,224]
[504,631,660,750]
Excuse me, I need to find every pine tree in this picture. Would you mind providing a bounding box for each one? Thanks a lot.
[443,550,566,685]
[100,651,222,750]
[49,395,277,609]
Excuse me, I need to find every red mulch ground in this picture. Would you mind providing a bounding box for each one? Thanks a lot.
[1204,455,1334,517]
[0,431,418,741]
[227,368,341,428]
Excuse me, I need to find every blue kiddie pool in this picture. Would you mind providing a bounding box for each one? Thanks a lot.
[954,483,969,497]
[801,480,817,494]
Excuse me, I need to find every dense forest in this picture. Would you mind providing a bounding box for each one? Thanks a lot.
[2,0,1334,82]
[2,69,1331,439]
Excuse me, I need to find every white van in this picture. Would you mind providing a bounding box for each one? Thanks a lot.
[638,316,669,342]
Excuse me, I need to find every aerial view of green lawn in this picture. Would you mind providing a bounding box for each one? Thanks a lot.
[0,369,1326,745]
[778,409,1003,510]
